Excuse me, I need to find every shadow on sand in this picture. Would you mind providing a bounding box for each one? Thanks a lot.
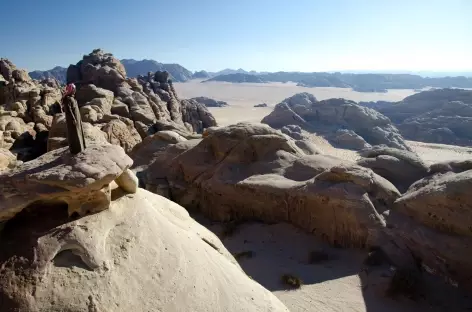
[192,214,472,312]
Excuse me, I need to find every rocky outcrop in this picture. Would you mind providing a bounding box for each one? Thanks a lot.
[382,168,472,291]
[357,146,429,192]
[0,144,135,223]
[280,124,306,140]
[139,122,399,248]
[254,103,268,107]
[190,96,228,107]
[100,117,142,153]
[66,49,216,137]
[0,148,16,170]
[181,99,218,133]
[400,100,472,145]
[0,183,287,312]
[133,122,472,291]
[261,93,411,151]
[333,129,371,150]
[367,89,472,146]
[0,50,216,163]
[0,59,63,160]
[47,113,108,151]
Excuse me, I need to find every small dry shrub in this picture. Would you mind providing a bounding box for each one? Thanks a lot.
[281,274,302,289]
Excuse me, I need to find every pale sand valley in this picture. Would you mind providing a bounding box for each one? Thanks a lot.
[1,50,472,312]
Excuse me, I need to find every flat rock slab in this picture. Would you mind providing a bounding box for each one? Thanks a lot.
[0,144,133,222]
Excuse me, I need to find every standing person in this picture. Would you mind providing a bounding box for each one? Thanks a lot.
[62,83,86,154]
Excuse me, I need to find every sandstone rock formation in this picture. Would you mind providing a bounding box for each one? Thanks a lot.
[254,103,268,107]
[190,96,229,107]
[382,167,472,291]
[261,93,410,151]
[280,124,306,140]
[400,100,472,146]
[333,129,371,150]
[0,144,135,223]
[0,50,217,162]
[65,50,216,138]
[137,122,399,249]
[363,89,472,146]
[357,146,429,192]
[0,59,63,160]
[132,121,472,292]
[0,148,16,170]
[0,187,288,312]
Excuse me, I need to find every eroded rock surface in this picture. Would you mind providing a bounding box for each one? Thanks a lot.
[0,50,216,163]
[357,146,429,192]
[0,144,134,222]
[139,122,399,248]
[261,93,410,151]
[368,89,472,146]
[383,169,472,291]
[0,189,288,312]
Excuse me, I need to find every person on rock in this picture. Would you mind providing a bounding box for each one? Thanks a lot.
[62,83,86,154]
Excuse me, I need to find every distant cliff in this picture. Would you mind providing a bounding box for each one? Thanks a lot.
[204,73,266,83]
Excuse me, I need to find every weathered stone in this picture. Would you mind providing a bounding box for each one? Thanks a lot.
[0,144,133,222]
[140,122,399,248]
[357,146,429,192]
[101,118,142,153]
[0,189,289,312]
[262,94,411,151]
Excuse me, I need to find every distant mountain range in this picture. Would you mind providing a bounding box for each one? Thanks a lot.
[29,59,197,84]
[28,59,472,91]
[29,66,67,83]
[204,73,266,83]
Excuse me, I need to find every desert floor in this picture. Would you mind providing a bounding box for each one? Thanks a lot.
[175,80,472,163]
[175,80,417,125]
[192,215,472,312]
[175,81,472,311]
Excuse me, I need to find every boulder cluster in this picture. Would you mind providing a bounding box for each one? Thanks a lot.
[131,121,472,292]
[361,88,472,146]
[261,92,410,151]
[0,49,217,163]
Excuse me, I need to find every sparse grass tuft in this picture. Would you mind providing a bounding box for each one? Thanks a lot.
[308,250,332,264]
[281,274,302,289]
[234,250,254,261]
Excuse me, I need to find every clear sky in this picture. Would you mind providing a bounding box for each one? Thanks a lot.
[2,0,471,72]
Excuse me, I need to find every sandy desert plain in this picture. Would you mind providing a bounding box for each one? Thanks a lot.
[176,80,472,164]
[175,80,472,312]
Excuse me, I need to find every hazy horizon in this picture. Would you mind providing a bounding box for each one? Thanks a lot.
[2,0,470,73]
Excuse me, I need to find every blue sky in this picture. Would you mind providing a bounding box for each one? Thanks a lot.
[2,0,471,72]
